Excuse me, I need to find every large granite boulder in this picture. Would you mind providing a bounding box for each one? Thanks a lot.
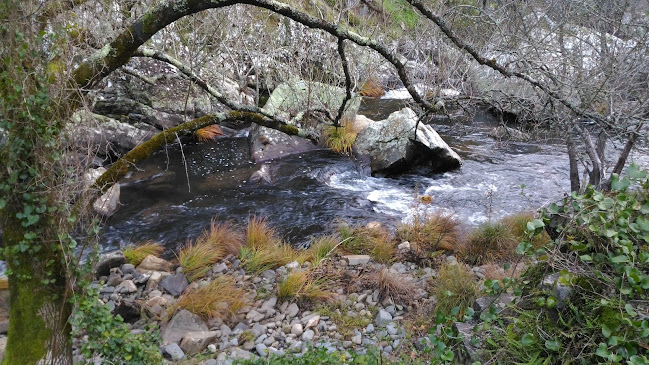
[249,79,362,162]
[353,108,462,175]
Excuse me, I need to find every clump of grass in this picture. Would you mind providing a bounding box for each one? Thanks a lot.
[277,270,333,302]
[323,121,357,155]
[361,268,417,305]
[359,77,385,97]
[432,263,478,316]
[240,216,309,274]
[239,329,256,343]
[173,276,249,321]
[197,219,245,257]
[246,216,280,249]
[501,212,551,249]
[178,241,223,282]
[461,222,518,265]
[317,301,371,337]
[337,222,395,263]
[397,211,460,258]
[0,277,8,291]
[123,241,164,266]
[195,125,223,142]
[305,235,339,266]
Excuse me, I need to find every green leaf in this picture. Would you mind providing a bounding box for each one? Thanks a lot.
[544,340,559,352]
[625,303,637,317]
[610,255,629,263]
[521,333,534,346]
[602,323,613,338]
[627,163,646,179]
[611,174,630,191]
[580,254,593,262]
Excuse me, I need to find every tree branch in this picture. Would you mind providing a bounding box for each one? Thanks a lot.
[333,38,353,127]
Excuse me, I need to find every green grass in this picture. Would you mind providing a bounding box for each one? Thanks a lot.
[172,276,249,321]
[277,270,333,302]
[396,211,460,258]
[431,263,478,316]
[337,222,395,263]
[178,241,222,282]
[123,241,164,266]
[317,301,372,338]
[305,235,339,266]
[461,222,518,265]
[323,122,358,156]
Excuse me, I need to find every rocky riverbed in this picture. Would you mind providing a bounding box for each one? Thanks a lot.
[80,241,512,364]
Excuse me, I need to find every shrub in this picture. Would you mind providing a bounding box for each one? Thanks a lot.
[71,285,162,364]
[484,165,649,363]
[178,241,222,282]
[323,122,357,155]
[173,276,249,321]
[277,270,333,302]
[361,268,416,305]
[197,219,245,257]
[123,241,164,266]
[461,222,518,265]
[431,263,477,316]
[397,211,460,257]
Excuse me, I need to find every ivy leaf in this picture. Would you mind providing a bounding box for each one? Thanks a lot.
[628,163,647,179]
[610,255,629,264]
[625,304,637,317]
[610,174,630,191]
[602,323,613,338]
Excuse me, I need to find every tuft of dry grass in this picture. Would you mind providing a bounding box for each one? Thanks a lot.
[323,121,358,156]
[195,125,223,142]
[361,268,417,305]
[277,270,333,302]
[461,222,518,265]
[178,241,223,282]
[337,222,395,263]
[396,211,460,256]
[305,235,339,266]
[0,277,8,291]
[197,219,245,257]
[173,276,249,321]
[432,263,478,316]
[359,77,385,98]
[246,216,280,249]
[123,241,164,266]
[501,212,551,249]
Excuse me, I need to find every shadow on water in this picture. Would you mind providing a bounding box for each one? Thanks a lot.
[100,108,575,252]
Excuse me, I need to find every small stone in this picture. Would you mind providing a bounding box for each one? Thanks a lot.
[229,347,255,361]
[302,329,314,342]
[351,334,362,345]
[262,270,276,280]
[288,340,303,353]
[246,309,265,322]
[286,303,299,318]
[285,261,299,270]
[243,340,256,351]
[146,271,163,290]
[220,324,233,337]
[161,309,209,345]
[106,274,122,287]
[397,242,411,251]
[255,343,269,356]
[304,315,320,329]
[375,310,392,326]
[261,297,277,310]
[342,340,353,348]
[116,280,137,293]
[384,305,396,316]
[180,330,220,356]
[213,262,228,274]
[207,343,217,353]
[202,360,217,365]
[137,255,173,272]
[386,323,398,336]
[365,324,374,334]
[163,343,185,361]
[291,323,303,336]
[342,255,371,266]
[160,273,188,297]
[234,322,249,332]
[446,255,458,265]
[383,345,393,353]
[390,263,407,273]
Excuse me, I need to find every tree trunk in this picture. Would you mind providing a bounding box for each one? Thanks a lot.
[1,208,71,365]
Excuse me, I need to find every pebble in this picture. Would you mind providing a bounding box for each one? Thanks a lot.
[291,323,303,336]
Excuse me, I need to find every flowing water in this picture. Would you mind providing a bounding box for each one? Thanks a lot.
[100,100,595,251]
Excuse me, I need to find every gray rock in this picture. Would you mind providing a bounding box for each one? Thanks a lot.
[453,321,480,363]
[354,108,462,174]
[540,272,574,308]
[246,309,265,322]
[384,305,396,316]
[161,309,209,345]
[137,255,173,273]
[473,294,515,316]
[386,323,398,336]
[342,255,371,266]
[375,310,393,326]
[261,297,277,310]
[291,323,304,336]
[250,164,273,185]
[251,323,267,338]
[302,329,315,342]
[160,272,188,297]
[163,343,185,361]
[351,334,362,345]
[116,280,137,294]
[180,331,220,356]
[212,262,228,274]
[202,360,218,365]
[207,343,217,353]
[255,343,269,356]
[390,263,407,274]
[365,323,374,334]
[230,347,256,361]
[95,251,127,277]
[233,322,249,332]
[286,303,299,318]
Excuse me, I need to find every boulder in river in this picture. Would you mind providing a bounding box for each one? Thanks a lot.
[353,108,462,175]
